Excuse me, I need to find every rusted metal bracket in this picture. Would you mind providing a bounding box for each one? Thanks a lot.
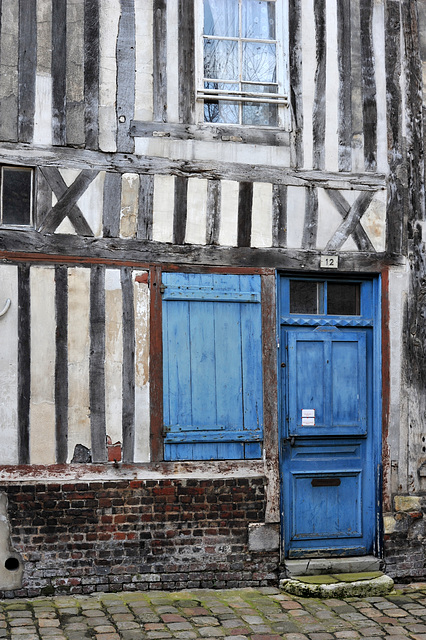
[0,299,11,318]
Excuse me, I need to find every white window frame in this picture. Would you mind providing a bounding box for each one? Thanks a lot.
[195,0,290,130]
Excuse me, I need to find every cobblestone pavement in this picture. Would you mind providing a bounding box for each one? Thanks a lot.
[1,584,426,640]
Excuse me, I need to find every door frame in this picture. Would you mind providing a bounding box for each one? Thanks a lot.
[277,272,383,559]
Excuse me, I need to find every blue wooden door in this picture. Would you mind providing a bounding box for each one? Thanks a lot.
[280,278,380,557]
[162,273,263,460]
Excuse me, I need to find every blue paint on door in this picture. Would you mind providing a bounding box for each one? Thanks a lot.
[279,276,381,558]
[162,272,263,461]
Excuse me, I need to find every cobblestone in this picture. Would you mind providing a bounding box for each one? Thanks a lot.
[1,585,426,640]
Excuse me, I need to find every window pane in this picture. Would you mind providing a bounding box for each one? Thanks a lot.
[242,101,277,125]
[243,42,276,82]
[204,99,239,123]
[2,168,32,226]
[290,281,323,315]
[204,0,239,36]
[204,39,238,81]
[327,283,360,316]
[242,0,275,39]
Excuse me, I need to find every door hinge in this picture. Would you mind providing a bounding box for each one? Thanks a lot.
[159,283,166,294]
[162,424,170,436]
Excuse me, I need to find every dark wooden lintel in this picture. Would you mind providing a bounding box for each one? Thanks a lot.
[0,232,405,272]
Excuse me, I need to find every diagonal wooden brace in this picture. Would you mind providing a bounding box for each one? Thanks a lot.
[325,189,375,252]
[38,167,98,235]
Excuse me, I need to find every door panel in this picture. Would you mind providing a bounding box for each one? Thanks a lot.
[287,330,367,437]
[291,472,362,540]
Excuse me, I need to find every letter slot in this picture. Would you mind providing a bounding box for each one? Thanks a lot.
[311,477,341,487]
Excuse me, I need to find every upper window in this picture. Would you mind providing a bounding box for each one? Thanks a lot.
[0,166,34,228]
[197,0,289,127]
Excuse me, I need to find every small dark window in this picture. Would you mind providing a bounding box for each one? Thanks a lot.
[1,166,33,227]
[327,283,360,316]
[290,281,324,315]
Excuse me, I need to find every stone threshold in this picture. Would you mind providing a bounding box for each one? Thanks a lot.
[280,570,395,598]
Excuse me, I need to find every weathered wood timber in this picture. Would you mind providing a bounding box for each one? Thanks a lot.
[39,167,96,235]
[18,0,36,143]
[102,172,122,238]
[206,179,221,245]
[137,174,154,240]
[401,0,426,492]
[237,182,253,248]
[337,0,352,171]
[173,176,188,245]
[130,121,291,147]
[385,0,405,255]
[313,0,326,171]
[302,185,318,249]
[153,0,167,123]
[17,264,30,464]
[84,0,100,149]
[116,0,135,153]
[289,0,303,168]
[149,265,163,462]
[55,265,68,464]
[178,0,195,124]
[360,0,377,171]
[325,190,375,251]
[89,265,107,463]
[272,184,287,248]
[39,169,98,235]
[350,0,363,170]
[261,273,279,523]
[121,267,135,463]
[0,231,405,271]
[52,0,67,146]
[0,142,387,188]
[325,189,374,251]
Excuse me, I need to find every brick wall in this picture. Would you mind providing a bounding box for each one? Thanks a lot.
[383,495,426,581]
[0,477,279,598]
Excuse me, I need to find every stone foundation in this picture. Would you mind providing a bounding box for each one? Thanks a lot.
[383,495,426,581]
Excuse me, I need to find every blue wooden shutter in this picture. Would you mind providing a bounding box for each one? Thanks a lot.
[162,273,263,460]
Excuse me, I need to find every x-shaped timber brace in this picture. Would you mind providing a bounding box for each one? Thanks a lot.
[38,167,98,235]
[325,189,376,252]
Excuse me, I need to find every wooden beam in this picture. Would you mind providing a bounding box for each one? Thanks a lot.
[149,265,163,461]
[89,265,107,462]
[116,0,136,152]
[121,267,136,463]
[0,233,405,271]
[17,263,30,464]
[55,265,68,464]
[0,142,388,189]
[261,273,280,523]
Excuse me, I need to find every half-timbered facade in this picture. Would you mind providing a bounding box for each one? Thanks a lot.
[0,0,425,595]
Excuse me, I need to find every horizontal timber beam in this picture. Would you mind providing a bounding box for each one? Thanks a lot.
[0,231,405,271]
[0,142,387,189]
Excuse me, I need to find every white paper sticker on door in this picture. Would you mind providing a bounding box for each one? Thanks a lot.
[302,409,315,426]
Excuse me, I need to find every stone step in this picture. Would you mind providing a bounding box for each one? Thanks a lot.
[280,571,394,598]
[284,555,381,577]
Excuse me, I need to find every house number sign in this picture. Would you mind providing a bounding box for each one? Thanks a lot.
[320,254,339,268]
[302,409,315,426]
